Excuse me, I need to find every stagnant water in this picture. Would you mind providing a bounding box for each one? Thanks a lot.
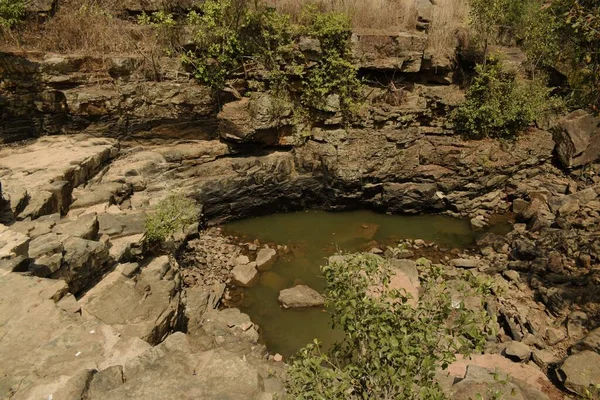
[224,210,510,359]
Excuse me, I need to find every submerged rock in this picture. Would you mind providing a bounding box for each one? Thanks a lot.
[278,285,325,308]
[255,247,277,271]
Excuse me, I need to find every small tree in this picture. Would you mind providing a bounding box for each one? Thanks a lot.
[287,254,491,399]
[143,194,198,245]
[452,55,558,139]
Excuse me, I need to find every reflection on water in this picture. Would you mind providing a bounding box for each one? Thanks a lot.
[224,210,504,358]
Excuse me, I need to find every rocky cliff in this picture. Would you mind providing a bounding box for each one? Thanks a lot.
[1,6,600,398]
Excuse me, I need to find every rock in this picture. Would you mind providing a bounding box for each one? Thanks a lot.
[201,308,259,344]
[449,365,549,400]
[0,273,149,399]
[255,247,277,271]
[351,31,428,72]
[278,285,325,308]
[449,258,479,269]
[572,327,600,353]
[503,270,520,282]
[545,327,567,346]
[88,365,124,399]
[218,94,293,145]
[57,236,110,293]
[512,199,529,214]
[567,311,588,341]
[118,262,140,278]
[0,136,118,219]
[532,349,558,369]
[88,332,267,399]
[53,213,99,240]
[273,353,283,362]
[504,341,531,362]
[470,216,488,231]
[80,257,183,345]
[553,109,600,168]
[231,262,259,287]
[0,225,29,259]
[57,293,81,313]
[235,255,250,265]
[556,351,600,396]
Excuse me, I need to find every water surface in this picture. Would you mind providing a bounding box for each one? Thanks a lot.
[224,210,494,358]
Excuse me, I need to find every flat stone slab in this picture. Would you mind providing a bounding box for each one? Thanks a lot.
[0,135,118,219]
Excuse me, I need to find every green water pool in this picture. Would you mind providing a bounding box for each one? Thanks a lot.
[223,210,507,358]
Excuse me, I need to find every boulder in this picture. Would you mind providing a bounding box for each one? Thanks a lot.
[201,308,259,345]
[231,262,259,287]
[553,109,600,168]
[278,285,325,308]
[556,350,600,396]
[504,341,531,362]
[255,247,277,271]
[571,327,600,354]
[57,236,110,293]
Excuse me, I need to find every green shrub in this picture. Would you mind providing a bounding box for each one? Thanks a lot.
[452,56,559,139]
[143,194,198,244]
[178,1,361,119]
[300,9,361,116]
[287,254,491,399]
[0,0,25,29]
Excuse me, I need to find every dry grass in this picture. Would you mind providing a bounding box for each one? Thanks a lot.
[17,0,155,54]
[426,0,470,61]
[266,0,418,30]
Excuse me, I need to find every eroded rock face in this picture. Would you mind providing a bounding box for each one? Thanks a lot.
[352,31,428,72]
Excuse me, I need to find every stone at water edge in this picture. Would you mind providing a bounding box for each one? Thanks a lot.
[557,350,600,396]
[278,285,325,308]
[231,262,259,287]
[255,247,277,271]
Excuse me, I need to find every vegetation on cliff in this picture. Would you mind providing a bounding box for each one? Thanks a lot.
[452,56,560,139]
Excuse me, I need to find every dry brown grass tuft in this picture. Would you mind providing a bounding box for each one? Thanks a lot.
[19,0,155,54]
[266,0,418,30]
[426,0,470,62]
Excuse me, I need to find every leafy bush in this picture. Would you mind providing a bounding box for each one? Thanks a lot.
[182,0,246,91]
[452,56,558,139]
[300,8,361,116]
[143,194,198,244]
[287,253,491,399]
[180,1,360,118]
[468,0,600,112]
[0,0,25,29]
